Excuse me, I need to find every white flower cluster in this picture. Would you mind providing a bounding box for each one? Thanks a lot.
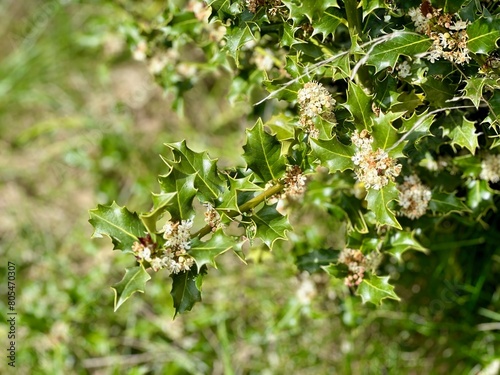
[338,248,366,287]
[132,220,194,274]
[397,175,432,220]
[480,154,500,183]
[204,203,223,232]
[409,6,470,64]
[396,60,412,78]
[297,81,336,138]
[283,165,307,200]
[351,130,402,190]
[246,0,286,17]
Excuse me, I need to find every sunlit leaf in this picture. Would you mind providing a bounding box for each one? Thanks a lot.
[252,203,292,249]
[112,266,151,311]
[356,274,400,305]
[365,183,401,229]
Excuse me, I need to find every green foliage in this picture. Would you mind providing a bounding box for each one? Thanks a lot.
[86,5,500,372]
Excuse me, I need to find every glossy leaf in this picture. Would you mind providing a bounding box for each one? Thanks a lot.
[165,141,224,201]
[224,24,256,65]
[467,17,500,54]
[89,202,146,252]
[140,192,177,233]
[310,138,356,172]
[312,8,346,40]
[343,81,373,131]
[441,114,479,155]
[365,183,401,229]
[282,0,338,23]
[297,249,338,273]
[218,175,262,213]
[386,231,428,262]
[243,119,287,182]
[112,266,151,311]
[189,232,235,269]
[365,31,432,73]
[252,203,292,249]
[171,268,204,316]
[158,171,197,221]
[428,191,470,215]
[356,275,400,305]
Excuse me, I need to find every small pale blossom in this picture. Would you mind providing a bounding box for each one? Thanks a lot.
[338,248,366,287]
[397,175,432,220]
[297,81,336,120]
[397,60,412,78]
[132,40,148,61]
[351,131,402,190]
[204,203,223,231]
[283,165,307,200]
[480,154,500,183]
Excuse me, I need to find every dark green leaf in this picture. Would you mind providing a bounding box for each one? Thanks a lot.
[218,175,263,213]
[356,274,400,305]
[421,77,457,108]
[243,118,287,182]
[224,24,256,66]
[365,183,401,229]
[310,137,356,172]
[170,268,204,316]
[312,8,345,40]
[89,202,146,252]
[466,179,497,218]
[297,249,338,273]
[252,203,292,249]
[428,191,470,215]
[385,231,428,262]
[343,81,374,131]
[282,0,338,23]
[158,171,197,221]
[112,266,151,312]
[467,17,500,55]
[441,114,479,155]
[189,232,235,269]
[366,31,432,73]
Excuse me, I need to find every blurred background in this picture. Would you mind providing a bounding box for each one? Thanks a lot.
[0,1,498,374]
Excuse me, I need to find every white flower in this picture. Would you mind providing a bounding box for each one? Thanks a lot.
[480,154,500,183]
[397,175,432,220]
[397,60,412,78]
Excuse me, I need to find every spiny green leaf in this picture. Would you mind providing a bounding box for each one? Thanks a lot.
[462,77,497,109]
[171,268,205,316]
[483,90,500,126]
[372,111,405,158]
[428,191,470,215]
[189,232,235,270]
[252,203,292,249]
[365,183,401,229]
[338,193,369,233]
[310,137,356,172]
[399,110,435,151]
[89,202,146,252]
[140,192,177,234]
[282,0,338,24]
[243,118,287,182]
[356,274,400,305]
[441,114,479,155]
[421,77,457,108]
[112,266,151,311]
[467,17,500,55]
[265,113,296,142]
[311,8,345,40]
[224,24,256,66]
[158,171,197,221]
[218,175,262,213]
[466,179,497,219]
[343,81,373,131]
[297,249,338,273]
[164,141,224,201]
[365,31,432,73]
[385,231,428,262]
[322,262,349,279]
[360,0,386,19]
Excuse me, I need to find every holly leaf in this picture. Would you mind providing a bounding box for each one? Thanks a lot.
[361,0,386,19]
[224,24,256,66]
[189,232,235,270]
[356,275,400,305]
[89,202,146,252]
[297,249,338,273]
[399,110,435,152]
[385,231,428,262]
[243,118,287,182]
[428,191,470,215]
[111,266,151,312]
[311,8,345,40]
[310,138,356,172]
[365,183,401,229]
[158,171,197,221]
[282,0,338,24]
[467,17,500,55]
[372,111,406,158]
[365,31,432,73]
[218,175,262,213]
[421,77,457,108]
[164,141,224,201]
[170,268,205,316]
[343,81,374,131]
[265,113,296,142]
[441,114,479,155]
[252,203,292,249]
[338,193,369,233]
[483,90,500,127]
[466,179,497,219]
[322,262,349,279]
[140,192,177,233]
[462,77,496,109]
